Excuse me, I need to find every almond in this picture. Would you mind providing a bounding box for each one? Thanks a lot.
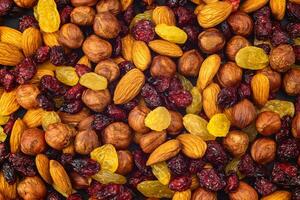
[0,90,20,116]
[251,73,270,106]
[240,0,269,13]
[36,154,53,184]
[140,131,167,153]
[0,42,24,66]
[152,6,176,25]
[23,108,45,128]
[10,118,26,153]
[121,34,135,61]
[173,190,191,200]
[270,0,286,20]
[132,41,151,71]
[202,83,222,119]
[0,172,17,199]
[22,27,43,57]
[177,133,207,159]
[0,26,23,49]
[77,55,92,68]
[261,190,292,200]
[148,40,183,57]
[42,31,60,47]
[113,68,145,104]
[121,0,133,11]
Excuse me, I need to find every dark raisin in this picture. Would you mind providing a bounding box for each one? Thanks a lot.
[122,98,139,111]
[182,25,201,51]
[132,150,153,177]
[3,115,16,135]
[271,162,298,186]
[294,45,300,64]
[217,87,238,109]
[149,76,171,93]
[238,83,251,100]
[277,139,300,161]
[141,83,162,109]
[238,154,256,177]
[276,116,292,142]
[40,75,66,96]
[119,20,129,37]
[118,61,135,76]
[0,142,8,163]
[14,57,37,84]
[189,159,205,174]
[18,15,39,32]
[204,140,228,169]
[131,20,155,43]
[2,162,16,185]
[169,76,183,91]
[0,69,16,91]
[254,177,277,196]
[197,168,226,192]
[64,84,85,101]
[70,158,100,177]
[256,43,271,54]
[34,46,50,64]
[36,93,55,111]
[123,5,135,25]
[112,36,122,58]
[65,51,79,66]
[168,176,192,192]
[271,25,291,47]
[47,191,63,200]
[167,0,187,7]
[55,0,69,8]
[253,7,272,40]
[296,96,300,112]
[167,90,192,108]
[50,46,66,66]
[106,104,127,121]
[0,0,13,16]
[9,153,36,176]
[116,188,133,200]
[60,153,73,168]
[75,64,92,77]
[287,23,300,38]
[225,172,239,193]
[45,148,61,160]
[128,171,152,188]
[243,70,255,84]
[218,21,232,40]
[287,2,300,22]
[66,194,83,200]
[167,154,188,176]
[174,6,195,27]
[60,100,83,114]
[92,114,113,131]
[293,187,300,200]
[88,182,124,200]
[60,5,72,25]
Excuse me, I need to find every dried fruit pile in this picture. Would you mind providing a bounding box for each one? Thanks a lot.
[0,0,300,199]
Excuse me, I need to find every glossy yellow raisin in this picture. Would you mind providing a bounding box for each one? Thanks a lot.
[36,0,60,33]
[90,144,118,172]
[137,180,174,198]
[42,111,61,130]
[260,100,295,118]
[144,107,171,131]
[207,113,230,137]
[92,170,126,184]
[173,190,191,200]
[151,162,171,185]
[186,87,202,114]
[0,115,9,126]
[183,114,215,141]
[235,46,269,70]
[0,126,7,142]
[55,67,79,86]
[130,10,153,28]
[79,72,108,91]
[177,74,193,91]
[155,24,188,44]
[225,158,245,179]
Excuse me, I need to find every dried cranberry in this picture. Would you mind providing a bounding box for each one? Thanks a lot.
[287,2,300,22]
[141,83,162,109]
[47,191,63,200]
[14,58,37,84]
[167,0,187,7]
[132,150,153,177]
[276,116,292,142]
[0,0,13,16]
[182,25,201,50]
[75,64,91,77]
[66,194,82,200]
[122,98,139,111]
[60,100,83,114]
[118,61,135,76]
[40,75,65,96]
[60,5,72,25]
[168,176,192,192]
[131,20,155,43]
[128,171,152,188]
[112,36,122,57]
[218,21,232,40]
[3,115,16,135]
[217,87,238,109]
[123,5,135,25]
[116,188,133,200]
[277,139,300,161]
[9,153,36,176]
[119,20,129,37]
[64,84,85,101]
[271,162,298,185]
[256,43,271,54]
[254,177,277,196]
[271,25,291,47]
[106,105,127,121]
[225,172,239,193]
[150,76,171,93]
[204,140,228,169]
[238,83,251,100]
[197,168,226,192]
[253,6,272,40]
[293,188,300,200]
[0,69,16,91]
[174,6,195,27]
[50,46,66,66]
[55,0,69,8]
[238,154,256,177]
[169,76,183,91]
[294,45,300,63]
[34,46,50,64]
[88,182,124,200]
[2,162,16,185]
[189,159,205,174]
[65,51,79,66]
[36,93,55,111]
[70,158,100,177]
[92,114,113,131]
[167,154,188,176]
[167,90,192,108]
[18,15,39,32]
[0,142,8,163]
[287,23,300,38]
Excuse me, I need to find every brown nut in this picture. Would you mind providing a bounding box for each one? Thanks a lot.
[21,128,46,156]
[58,23,84,49]
[150,55,176,77]
[217,61,243,87]
[128,105,151,134]
[270,44,295,72]
[71,0,97,6]
[192,187,217,200]
[13,0,37,8]
[229,181,258,200]
[178,49,203,77]
[116,150,134,175]
[256,111,281,136]
[82,34,112,63]
[45,122,76,150]
[133,132,144,144]
[74,129,100,155]
[283,68,300,96]
[93,12,121,39]
[258,67,282,92]
[292,112,300,139]
[225,35,251,61]
[223,130,249,158]
[139,131,167,153]
[16,84,40,109]
[167,111,183,135]
[0,192,4,200]
[78,115,94,131]
[96,0,121,15]
[70,172,91,190]
[94,59,120,82]
[251,137,276,164]
[198,28,225,54]
[58,107,91,126]
[17,176,47,200]
[82,89,111,112]
[102,122,132,149]
[70,6,96,26]
[227,11,253,36]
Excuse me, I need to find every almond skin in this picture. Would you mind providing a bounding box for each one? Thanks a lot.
[148,39,183,57]
[251,73,270,107]
[140,131,167,153]
[177,133,207,159]
[0,42,24,66]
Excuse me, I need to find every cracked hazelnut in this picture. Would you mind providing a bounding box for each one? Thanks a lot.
[82,89,111,112]
[93,12,121,39]
[227,11,253,36]
[17,176,47,200]
[217,61,242,87]
[223,130,249,158]
[198,28,225,54]
[74,129,100,155]
[70,6,96,26]
[95,59,120,82]
[251,137,276,164]
[128,105,150,134]
[283,68,300,96]
[83,34,112,63]
[292,112,300,139]
[21,128,46,156]
[70,172,91,190]
[96,0,121,15]
[13,0,36,8]
[178,49,203,77]
[256,111,281,136]
[167,111,183,135]
[71,0,97,6]
[192,187,217,200]
[140,131,167,153]
[102,122,132,149]
[59,107,91,126]
[270,44,295,72]
[116,150,133,175]
[58,23,84,49]
[225,35,250,61]
[258,67,282,92]
[78,115,94,131]
[150,55,176,77]
[229,181,258,200]
[16,84,40,109]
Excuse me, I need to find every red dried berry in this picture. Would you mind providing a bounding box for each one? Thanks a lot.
[294,45,300,63]
[118,61,135,76]
[18,15,39,32]
[64,84,85,101]
[60,100,83,114]
[174,6,195,27]
[34,46,50,64]
[277,139,300,162]
[3,115,16,135]
[253,7,272,40]
[75,64,91,77]
[50,46,66,66]
[47,191,63,200]
[271,162,298,186]
[131,20,155,43]
[60,5,72,25]
[132,150,153,177]
[36,93,55,111]
[0,69,16,91]
[9,153,37,177]
[168,176,192,192]
[122,98,139,111]
[238,154,256,177]
[150,76,171,93]
[225,172,239,193]
[287,2,300,22]
[167,154,189,176]
[254,177,277,196]
[40,75,66,96]
[0,142,9,163]
[287,23,300,38]
[167,90,192,108]
[92,114,113,131]
[189,159,205,174]
[169,76,184,91]
[106,104,127,121]
[204,140,228,169]
[123,5,135,25]
[70,158,100,177]
[66,194,83,200]
[141,83,162,109]
[197,168,226,192]
[0,0,13,16]
[14,57,37,84]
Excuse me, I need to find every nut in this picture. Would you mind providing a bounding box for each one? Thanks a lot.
[0,42,24,66]
[58,23,84,49]
[152,6,176,25]
[71,6,96,26]
[120,0,133,11]
[0,26,22,49]
[150,55,176,77]
[102,122,132,149]
[42,32,59,47]
[132,40,151,71]
[21,128,46,156]
[173,190,191,200]
[116,150,134,175]
[94,59,120,82]
[16,84,40,109]
[292,112,300,139]
[71,0,97,6]
[167,111,183,135]
[261,190,292,200]
[82,89,111,112]
[0,90,20,116]
[198,28,225,54]
[283,68,300,96]
[78,115,94,131]
[82,34,112,63]
[217,62,243,87]
[177,133,207,159]
[10,118,26,153]
[178,49,203,77]
[251,137,276,164]
[58,107,90,126]
[74,129,100,155]
[258,67,282,92]
[202,83,221,119]
[0,172,17,199]
[93,12,120,39]
[256,111,281,136]
[23,108,45,128]
[70,172,91,190]
[192,187,217,200]
[251,73,270,106]
[133,132,143,144]
[229,181,258,200]
[227,11,253,36]
[270,44,295,73]
[121,34,135,61]
[22,27,42,57]
[139,131,167,153]
[35,154,52,184]
[96,0,121,15]
[17,176,47,200]
[270,0,286,20]
[225,35,251,61]
[223,130,249,158]
[148,40,183,58]
[128,105,151,134]
[13,0,37,8]
[240,0,268,13]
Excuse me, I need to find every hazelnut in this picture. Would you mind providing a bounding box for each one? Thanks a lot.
[70,6,96,26]
[70,172,91,189]
[58,23,84,49]
[78,115,95,131]
[292,112,300,138]
[217,62,242,87]
[63,141,76,155]
[82,34,112,63]
[116,150,133,175]
[95,59,120,82]
[270,44,295,72]
[0,192,4,200]
[13,0,36,8]
[258,67,282,92]
[102,122,132,149]
[198,28,225,54]
[229,181,258,200]
[71,0,97,6]
[96,0,121,15]
[21,128,46,156]
[150,55,176,77]
[93,12,121,39]
[74,129,100,155]
[192,187,217,200]
[17,176,47,200]
[283,68,300,96]
[139,131,167,153]
[82,89,111,112]
[178,49,203,77]
[227,11,253,36]
[133,132,144,144]
[16,84,40,109]
[223,130,249,158]
[225,35,250,61]
[128,105,151,134]
[167,111,183,135]
[59,107,91,126]
[45,122,76,150]
[251,137,276,164]
[256,111,281,136]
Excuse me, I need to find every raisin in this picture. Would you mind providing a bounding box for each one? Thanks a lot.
[256,43,271,55]
[132,150,153,177]
[65,51,79,66]
[277,139,300,161]
[18,15,39,32]
[293,188,300,200]
[112,36,122,58]
[254,177,277,196]
[182,25,201,51]
[123,5,135,25]
[271,162,298,186]
[148,76,171,93]
[0,142,8,163]
[34,46,50,64]
[0,69,16,91]
[218,21,232,40]
[92,114,113,131]
[55,0,69,8]
[45,148,61,160]
[0,0,13,16]
[60,100,83,114]
[36,93,55,111]
[118,61,135,76]
[47,191,63,200]
[167,154,188,176]
[169,176,192,192]
[128,171,152,188]
[14,58,37,84]
[64,84,85,101]
[9,153,36,177]
[225,172,239,193]
[3,115,16,135]
[141,83,162,109]
[122,98,139,111]
[253,6,272,40]
[88,182,129,200]
[238,154,256,177]
[40,75,66,96]
[189,159,205,174]
[75,64,91,77]
[276,116,292,142]
[294,45,300,64]
[287,2,300,22]
[296,96,300,112]
[238,83,251,100]
[2,162,16,185]
[174,6,195,27]
[167,90,192,108]
[197,168,226,192]
[106,104,127,121]
[217,87,238,109]
[169,76,184,91]
[204,141,228,169]
[287,23,300,38]
[271,25,291,47]
[60,5,72,25]
[167,0,187,7]
[131,20,155,43]
[70,158,100,177]
[50,46,66,66]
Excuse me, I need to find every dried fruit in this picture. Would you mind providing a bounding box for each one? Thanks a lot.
[177,133,207,159]
[92,169,126,184]
[79,72,107,91]
[90,144,118,172]
[0,42,24,66]
[155,24,187,44]
[261,100,295,118]
[55,67,79,86]
[235,46,269,70]
[148,40,183,57]
[151,162,171,185]
[131,19,155,43]
[132,41,151,71]
[144,106,171,131]
[137,180,174,198]
[207,113,231,137]
[186,87,202,114]
[0,90,20,116]
[36,0,61,33]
